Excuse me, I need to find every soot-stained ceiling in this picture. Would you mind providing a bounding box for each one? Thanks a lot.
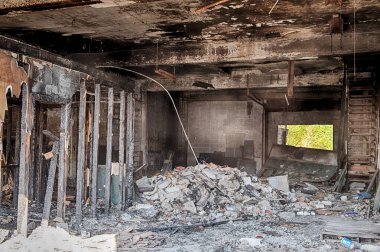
[0,0,378,87]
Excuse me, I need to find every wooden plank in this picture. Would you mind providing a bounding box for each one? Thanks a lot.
[287,60,294,97]
[34,106,43,203]
[75,82,86,230]
[118,91,125,210]
[28,98,36,201]
[125,92,135,208]
[13,106,20,208]
[57,102,71,219]
[91,84,100,217]
[105,88,114,214]
[41,141,59,227]
[5,108,11,164]
[17,84,33,236]
[0,122,3,206]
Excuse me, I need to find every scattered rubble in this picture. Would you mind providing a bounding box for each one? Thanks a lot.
[0,226,116,252]
[132,164,282,222]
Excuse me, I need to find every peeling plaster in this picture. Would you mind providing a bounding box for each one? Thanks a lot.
[0,49,28,123]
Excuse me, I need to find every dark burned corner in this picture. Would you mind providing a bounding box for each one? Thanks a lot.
[0,0,379,251]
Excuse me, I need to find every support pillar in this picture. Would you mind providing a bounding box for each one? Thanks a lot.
[125,93,135,208]
[75,82,86,230]
[118,91,125,210]
[105,88,113,214]
[91,84,100,217]
[57,102,71,219]
[17,84,34,236]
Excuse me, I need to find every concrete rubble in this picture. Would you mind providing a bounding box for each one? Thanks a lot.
[133,164,282,222]
[132,163,375,223]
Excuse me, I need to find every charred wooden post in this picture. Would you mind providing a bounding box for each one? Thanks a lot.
[125,92,135,208]
[287,60,295,97]
[75,81,86,230]
[5,108,11,164]
[28,98,36,201]
[17,84,34,236]
[13,106,21,208]
[105,88,114,214]
[0,122,3,206]
[118,91,125,210]
[41,134,59,227]
[57,102,71,220]
[35,107,46,203]
[84,95,93,201]
[91,84,100,217]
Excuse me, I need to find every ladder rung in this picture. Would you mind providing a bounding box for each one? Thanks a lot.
[350,133,376,136]
[348,119,376,122]
[349,111,375,114]
[350,86,373,91]
[350,95,374,98]
[349,125,375,129]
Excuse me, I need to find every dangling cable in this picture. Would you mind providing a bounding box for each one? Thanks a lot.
[97,66,200,166]
[353,0,356,82]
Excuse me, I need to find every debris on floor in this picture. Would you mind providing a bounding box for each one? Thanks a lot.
[132,163,282,222]
[0,226,116,252]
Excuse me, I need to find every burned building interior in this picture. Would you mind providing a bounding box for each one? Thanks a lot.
[0,0,379,251]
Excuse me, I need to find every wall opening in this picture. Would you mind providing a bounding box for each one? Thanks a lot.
[277,124,334,151]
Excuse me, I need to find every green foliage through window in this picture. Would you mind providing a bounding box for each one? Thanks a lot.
[278,125,333,151]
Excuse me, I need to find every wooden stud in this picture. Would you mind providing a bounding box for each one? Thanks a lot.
[35,107,45,203]
[41,140,59,227]
[125,92,135,208]
[0,122,3,206]
[28,98,36,201]
[75,82,86,230]
[5,107,11,164]
[17,84,34,236]
[105,88,113,214]
[57,102,71,219]
[287,60,294,97]
[13,106,21,208]
[118,91,125,210]
[91,84,100,217]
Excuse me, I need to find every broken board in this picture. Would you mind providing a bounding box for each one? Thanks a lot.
[321,218,380,242]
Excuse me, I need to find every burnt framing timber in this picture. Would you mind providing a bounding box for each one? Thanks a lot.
[0,35,134,92]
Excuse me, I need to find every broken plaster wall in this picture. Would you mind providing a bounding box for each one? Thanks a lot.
[267,111,341,156]
[186,99,263,171]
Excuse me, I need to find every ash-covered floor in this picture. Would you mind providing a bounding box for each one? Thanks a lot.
[0,163,379,251]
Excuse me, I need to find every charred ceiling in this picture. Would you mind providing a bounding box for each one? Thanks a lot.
[0,0,378,90]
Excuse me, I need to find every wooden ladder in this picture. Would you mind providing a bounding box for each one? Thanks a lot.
[347,79,378,187]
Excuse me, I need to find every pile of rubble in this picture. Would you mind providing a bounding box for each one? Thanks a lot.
[130,164,282,222]
[130,163,375,223]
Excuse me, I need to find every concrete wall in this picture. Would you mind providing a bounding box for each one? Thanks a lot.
[267,110,341,155]
[187,100,263,170]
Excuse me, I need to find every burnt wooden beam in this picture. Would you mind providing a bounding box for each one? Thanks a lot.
[41,140,58,227]
[57,102,71,220]
[75,81,86,230]
[69,32,380,67]
[28,98,36,201]
[105,88,113,214]
[0,35,134,91]
[5,108,11,164]
[287,61,294,97]
[17,84,34,236]
[12,106,20,208]
[91,84,100,217]
[118,91,125,210]
[0,122,3,206]
[142,71,342,92]
[35,107,46,203]
[125,92,135,208]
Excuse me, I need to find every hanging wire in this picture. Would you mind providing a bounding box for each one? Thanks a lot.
[96,66,200,166]
[353,0,356,82]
